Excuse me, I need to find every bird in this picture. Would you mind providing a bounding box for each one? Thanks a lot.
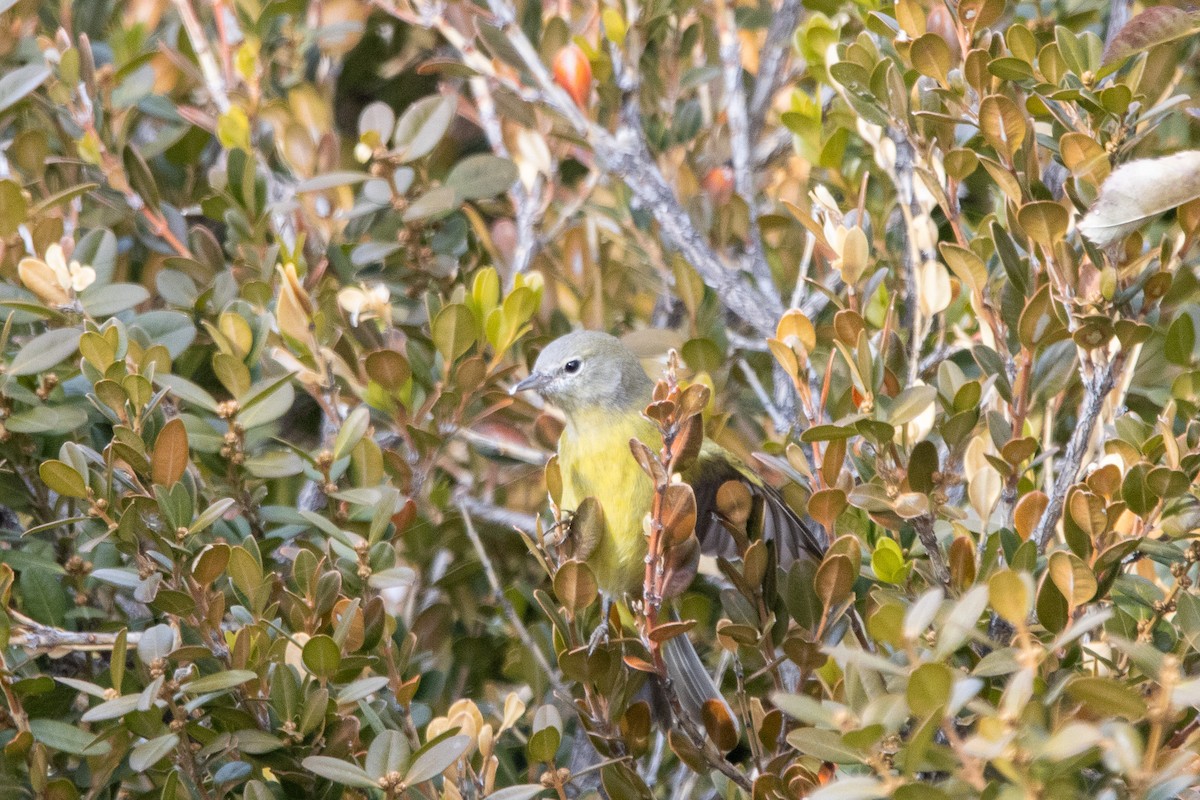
[512,329,825,596]
[512,330,826,722]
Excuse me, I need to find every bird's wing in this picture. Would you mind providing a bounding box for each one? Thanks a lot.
[685,441,826,567]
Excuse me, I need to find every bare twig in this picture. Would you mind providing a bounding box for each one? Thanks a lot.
[458,502,565,693]
[716,0,775,300]
[8,610,144,653]
[456,495,540,531]
[457,427,550,466]
[747,0,804,141]
[737,358,790,432]
[1032,353,1123,552]
[468,76,545,278]
[913,514,951,589]
[1103,0,1133,50]
[380,0,787,339]
[171,0,232,114]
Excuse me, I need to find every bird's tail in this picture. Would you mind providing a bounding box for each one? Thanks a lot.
[659,610,739,735]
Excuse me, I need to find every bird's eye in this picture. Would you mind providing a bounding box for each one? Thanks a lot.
[563,359,581,374]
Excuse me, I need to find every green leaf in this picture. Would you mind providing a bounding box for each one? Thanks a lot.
[403,185,458,223]
[392,94,456,162]
[190,499,236,535]
[129,733,179,772]
[446,154,518,199]
[0,178,27,237]
[432,303,478,363]
[333,405,371,461]
[5,405,88,435]
[302,634,341,679]
[181,669,257,694]
[234,730,286,754]
[8,327,82,376]
[123,145,160,209]
[989,569,1031,625]
[301,756,378,789]
[155,373,220,414]
[0,63,51,115]
[1165,313,1195,366]
[907,663,952,717]
[79,283,150,317]
[365,729,410,779]
[29,719,111,756]
[1065,676,1147,720]
[336,676,390,704]
[1048,550,1098,607]
[19,567,67,627]
[80,694,143,723]
[404,734,471,785]
[132,310,196,358]
[785,727,867,764]
[73,228,119,286]
[38,460,88,499]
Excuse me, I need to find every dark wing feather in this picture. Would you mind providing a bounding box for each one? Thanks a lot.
[686,442,826,567]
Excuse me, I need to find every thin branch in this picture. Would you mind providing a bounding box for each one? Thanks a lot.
[171,0,232,114]
[468,76,545,278]
[597,133,783,337]
[8,611,144,653]
[716,0,776,303]
[737,357,789,432]
[458,502,565,693]
[913,514,951,589]
[747,0,803,142]
[457,427,550,466]
[383,0,787,339]
[456,495,540,531]
[1032,353,1123,552]
[1103,0,1133,50]
[538,169,600,248]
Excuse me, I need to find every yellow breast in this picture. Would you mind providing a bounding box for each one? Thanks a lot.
[558,410,660,596]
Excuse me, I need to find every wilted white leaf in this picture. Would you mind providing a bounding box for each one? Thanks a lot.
[1078,150,1200,247]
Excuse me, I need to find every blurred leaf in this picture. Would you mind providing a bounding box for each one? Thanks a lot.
[1103,6,1200,66]
[447,154,519,199]
[301,756,378,789]
[0,63,50,114]
[28,720,110,757]
[1079,151,1200,247]
[8,327,82,376]
[129,733,179,772]
[404,734,471,784]
[393,94,456,162]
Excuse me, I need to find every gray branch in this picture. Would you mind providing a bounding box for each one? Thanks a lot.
[719,6,777,304]
[747,0,804,142]
[1032,355,1121,552]
[396,0,787,339]
[458,502,565,693]
[913,514,951,589]
[597,131,783,337]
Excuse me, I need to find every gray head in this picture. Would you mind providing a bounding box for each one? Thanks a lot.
[512,330,655,415]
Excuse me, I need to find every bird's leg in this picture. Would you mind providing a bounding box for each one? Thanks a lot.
[587,595,613,654]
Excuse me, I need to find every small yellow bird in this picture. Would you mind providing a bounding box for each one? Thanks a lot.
[513,329,825,602]
[514,330,825,724]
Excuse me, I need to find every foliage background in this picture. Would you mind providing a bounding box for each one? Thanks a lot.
[1,0,1200,798]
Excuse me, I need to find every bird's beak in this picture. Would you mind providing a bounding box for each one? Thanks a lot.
[511,372,548,395]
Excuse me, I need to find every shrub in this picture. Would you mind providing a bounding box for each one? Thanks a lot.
[1,0,1199,799]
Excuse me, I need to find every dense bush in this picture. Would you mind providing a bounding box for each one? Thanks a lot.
[1,0,1200,798]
